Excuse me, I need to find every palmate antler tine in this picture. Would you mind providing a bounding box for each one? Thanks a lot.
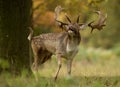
[101,13,107,24]
[95,11,105,24]
[88,21,94,33]
[95,11,101,23]
[54,5,64,20]
[65,13,71,23]
[95,11,107,26]
[55,6,68,29]
[76,15,80,23]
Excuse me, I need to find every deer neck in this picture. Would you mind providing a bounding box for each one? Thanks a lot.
[66,33,81,52]
[68,32,81,44]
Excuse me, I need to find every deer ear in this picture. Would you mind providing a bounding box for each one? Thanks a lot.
[79,23,88,30]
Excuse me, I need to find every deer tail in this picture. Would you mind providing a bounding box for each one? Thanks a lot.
[28,27,33,41]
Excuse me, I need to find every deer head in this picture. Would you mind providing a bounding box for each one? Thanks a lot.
[55,6,88,37]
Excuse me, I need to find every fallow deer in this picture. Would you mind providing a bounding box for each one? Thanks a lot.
[28,6,107,81]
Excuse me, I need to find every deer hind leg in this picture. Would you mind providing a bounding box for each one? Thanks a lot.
[31,54,39,81]
[32,54,39,71]
[31,46,42,81]
[54,54,62,81]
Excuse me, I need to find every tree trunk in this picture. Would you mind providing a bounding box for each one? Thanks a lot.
[0,0,32,74]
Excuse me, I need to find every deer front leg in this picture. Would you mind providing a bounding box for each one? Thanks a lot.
[67,59,73,78]
[54,54,62,81]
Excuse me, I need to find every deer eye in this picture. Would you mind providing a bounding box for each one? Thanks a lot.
[69,27,74,31]
[70,28,74,31]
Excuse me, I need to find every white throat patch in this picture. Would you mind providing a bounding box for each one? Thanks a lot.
[66,41,79,52]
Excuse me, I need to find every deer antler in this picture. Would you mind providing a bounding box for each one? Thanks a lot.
[55,5,64,20]
[55,6,68,29]
[76,14,81,23]
[88,11,107,33]
[65,13,71,23]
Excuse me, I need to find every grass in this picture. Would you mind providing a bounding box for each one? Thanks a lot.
[1,74,120,87]
[0,46,120,87]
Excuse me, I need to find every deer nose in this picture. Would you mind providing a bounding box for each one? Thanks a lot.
[68,30,73,33]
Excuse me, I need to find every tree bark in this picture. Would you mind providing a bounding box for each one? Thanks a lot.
[0,0,32,74]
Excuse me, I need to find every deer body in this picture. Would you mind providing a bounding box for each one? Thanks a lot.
[29,6,107,81]
[31,31,80,66]
[29,30,81,81]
